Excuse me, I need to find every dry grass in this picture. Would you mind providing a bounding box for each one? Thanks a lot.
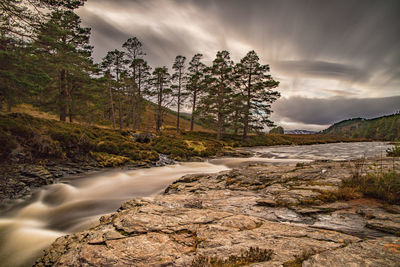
[11,104,59,121]
[341,170,400,204]
[323,158,400,204]
[283,249,316,267]
[191,247,273,267]
[6,103,211,133]
[387,145,400,157]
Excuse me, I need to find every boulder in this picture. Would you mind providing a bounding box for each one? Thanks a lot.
[131,132,155,143]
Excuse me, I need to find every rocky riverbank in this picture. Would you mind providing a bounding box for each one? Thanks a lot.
[0,153,184,204]
[0,162,98,204]
[35,157,400,266]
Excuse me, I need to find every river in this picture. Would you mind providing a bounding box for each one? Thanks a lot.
[0,142,391,267]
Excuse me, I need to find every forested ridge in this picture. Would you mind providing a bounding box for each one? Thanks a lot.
[322,113,400,141]
[1,0,281,141]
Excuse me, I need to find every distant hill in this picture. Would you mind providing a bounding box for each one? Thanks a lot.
[321,113,400,140]
[285,130,316,135]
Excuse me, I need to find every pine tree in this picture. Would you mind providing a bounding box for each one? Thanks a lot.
[172,55,186,133]
[200,51,234,140]
[101,56,116,129]
[149,67,172,132]
[236,51,280,140]
[101,50,126,129]
[133,59,152,129]
[0,0,86,41]
[186,54,206,131]
[35,10,93,122]
[122,37,146,130]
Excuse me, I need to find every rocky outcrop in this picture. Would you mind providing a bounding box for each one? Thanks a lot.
[35,159,400,266]
[303,236,400,267]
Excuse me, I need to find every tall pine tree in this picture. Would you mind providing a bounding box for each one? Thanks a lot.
[35,10,93,121]
[149,67,171,132]
[200,51,234,140]
[101,50,126,129]
[236,50,280,140]
[122,37,146,130]
[186,54,206,131]
[172,55,186,133]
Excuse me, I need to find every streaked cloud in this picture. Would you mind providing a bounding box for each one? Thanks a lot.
[76,0,400,130]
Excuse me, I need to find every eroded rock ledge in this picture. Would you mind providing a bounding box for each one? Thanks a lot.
[35,159,400,266]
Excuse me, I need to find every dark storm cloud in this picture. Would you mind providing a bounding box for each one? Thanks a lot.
[78,0,400,77]
[273,96,400,125]
[76,0,400,129]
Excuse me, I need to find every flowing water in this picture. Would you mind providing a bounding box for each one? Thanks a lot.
[0,142,391,267]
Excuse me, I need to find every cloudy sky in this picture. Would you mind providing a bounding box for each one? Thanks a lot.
[76,0,400,131]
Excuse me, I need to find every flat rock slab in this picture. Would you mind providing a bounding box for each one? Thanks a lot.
[304,236,400,267]
[35,202,359,267]
[367,219,400,236]
[34,158,400,266]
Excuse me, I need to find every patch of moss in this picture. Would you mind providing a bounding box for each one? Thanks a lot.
[96,140,120,154]
[185,140,207,154]
[90,152,131,167]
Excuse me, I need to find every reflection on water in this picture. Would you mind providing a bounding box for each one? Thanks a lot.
[0,142,391,267]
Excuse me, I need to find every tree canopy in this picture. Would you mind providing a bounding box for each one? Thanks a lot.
[0,0,281,137]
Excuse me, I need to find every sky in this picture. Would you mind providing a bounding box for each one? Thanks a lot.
[76,0,400,131]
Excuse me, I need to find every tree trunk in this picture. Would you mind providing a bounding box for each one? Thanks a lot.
[217,111,222,141]
[136,74,142,130]
[242,95,250,141]
[68,96,73,123]
[190,90,197,132]
[131,92,136,131]
[108,79,116,129]
[176,69,182,133]
[234,109,239,135]
[116,68,123,129]
[117,92,123,129]
[6,98,12,112]
[59,69,67,122]
[242,72,252,141]
[217,80,224,141]
[156,82,163,132]
[132,59,137,130]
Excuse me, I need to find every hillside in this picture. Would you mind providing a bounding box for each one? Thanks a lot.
[8,103,209,133]
[322,113,400,140]
[0,110,360,165]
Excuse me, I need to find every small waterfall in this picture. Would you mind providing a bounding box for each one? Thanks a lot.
[156,153,176,166]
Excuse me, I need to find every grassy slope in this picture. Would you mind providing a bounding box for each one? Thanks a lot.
[139,101,211,132]
[12,103,210,132]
